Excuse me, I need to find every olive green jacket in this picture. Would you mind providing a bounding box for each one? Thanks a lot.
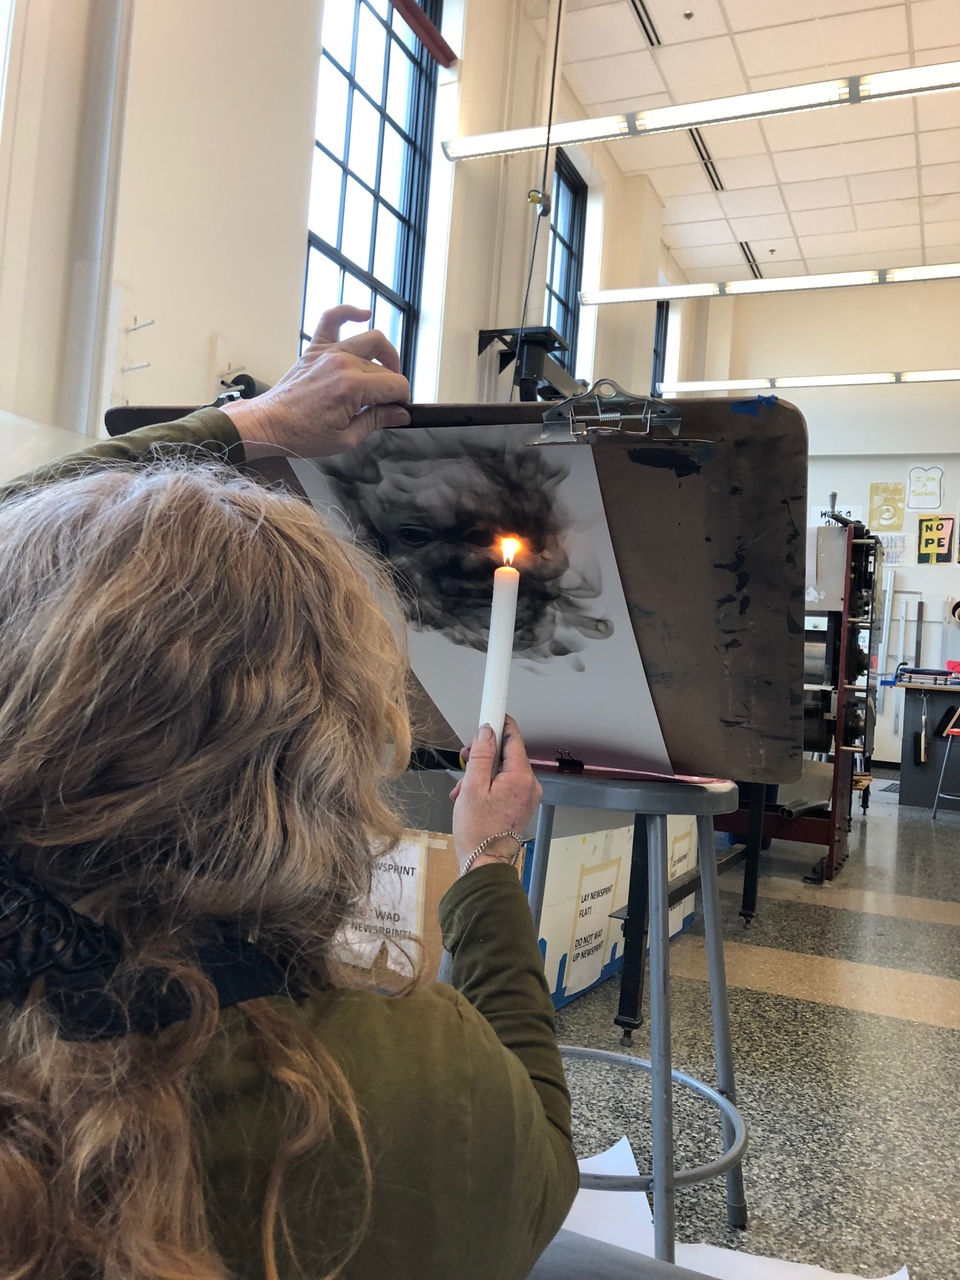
[1,414,579,1279]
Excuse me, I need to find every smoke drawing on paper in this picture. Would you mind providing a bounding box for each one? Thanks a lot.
[321,432,614,662]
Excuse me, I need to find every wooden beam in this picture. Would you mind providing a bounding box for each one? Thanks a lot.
[392,0,457,69]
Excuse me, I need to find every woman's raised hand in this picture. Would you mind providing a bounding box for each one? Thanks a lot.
[451,717,542,874]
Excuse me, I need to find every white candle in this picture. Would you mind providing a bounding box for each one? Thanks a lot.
[478,540,521,750]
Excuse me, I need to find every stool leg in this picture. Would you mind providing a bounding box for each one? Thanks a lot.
[647,814,675,1263]
[527,802,556,929]
[697,815,748,1230]
[614,816,649,1046]
[933,735,954,820]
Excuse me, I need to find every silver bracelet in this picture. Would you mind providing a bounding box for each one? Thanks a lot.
[460,831,525,877]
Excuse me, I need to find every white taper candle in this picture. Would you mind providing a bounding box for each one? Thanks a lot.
[478,561,520,750]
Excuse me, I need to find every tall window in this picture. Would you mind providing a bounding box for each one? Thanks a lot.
[544,150,587,374]
[304,0,441,372]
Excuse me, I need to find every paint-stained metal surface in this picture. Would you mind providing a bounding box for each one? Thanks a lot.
[591,397,806,782]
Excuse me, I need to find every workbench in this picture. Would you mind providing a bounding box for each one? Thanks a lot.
[896,682,960,809]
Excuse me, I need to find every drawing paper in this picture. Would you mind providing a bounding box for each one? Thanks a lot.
[291,423,671,773]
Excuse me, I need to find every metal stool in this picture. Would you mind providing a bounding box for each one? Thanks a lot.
[933,726,960,818]
[526,774,747,1264]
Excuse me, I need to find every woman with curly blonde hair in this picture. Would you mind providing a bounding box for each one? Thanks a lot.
[0,309,580,1280]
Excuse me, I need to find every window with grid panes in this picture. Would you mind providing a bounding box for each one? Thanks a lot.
[303,0,441,373]
[544,150,587,374]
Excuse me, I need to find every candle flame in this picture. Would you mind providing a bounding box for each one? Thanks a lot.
[500,536,522,566]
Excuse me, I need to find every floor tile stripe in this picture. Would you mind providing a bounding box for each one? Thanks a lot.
[720,874,960,927]
[671,936,960,1031]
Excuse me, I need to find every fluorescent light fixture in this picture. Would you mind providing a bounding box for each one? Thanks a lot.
[886,263,960,283]
[579,282,719,304]
[725,270,878,295]
[443,60,960,161]
[775,372,896,387]
[901,369,960,382]
[581,262,960,305]
[662,369,960,393]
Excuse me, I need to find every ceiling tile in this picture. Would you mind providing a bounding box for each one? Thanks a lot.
[561,3,647,63]
[747,55,908,93]
[566,50,666,107]
[614,130,698,171]
[647,164,714,198]
[729,212,795,241]
[922,162,960,195]
[748,235,803,262]
[834,97,916,144]
[817,8,909,61]
[759,258,810,277]
[723,0,895,29]
[856,197,920,229]
[682,263,754,283]
[662,220,736,249]
[774,145,848,183]
[716,153,779,188]
[644,0,728,44]
[672,244,750,270]
[923,192,960,223]
[858,224,922,252]
[911,0,960,49]
[718,186,787,218]
[925,219,960,246]
[590,93,673,114]
[761,112,842,154]
[782,177,851,212]
[917,93,960,132]
[848,167,919,202]
[791,206,858,236]
[919,129,960,167]
[652,37,748,99]
[696,120,767,160]
[925,242,960,265]
[660,192,726,223]
[799,230,865,258]
[736,21,826,78]
[841,134,917,174]
[912,44,960,65]
[526,0,616,15]
[804,250,921,273]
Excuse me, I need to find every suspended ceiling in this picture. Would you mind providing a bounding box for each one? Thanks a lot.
[524,0,960,281]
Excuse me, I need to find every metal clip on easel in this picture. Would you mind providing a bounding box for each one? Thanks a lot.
[533,378,683,445]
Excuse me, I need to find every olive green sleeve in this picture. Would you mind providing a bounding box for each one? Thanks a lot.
[0,407,245,503]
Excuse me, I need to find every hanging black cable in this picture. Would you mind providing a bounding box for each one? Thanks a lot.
[511,0,564,399]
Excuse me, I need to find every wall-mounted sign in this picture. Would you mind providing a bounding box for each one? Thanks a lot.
[917,515,955,564]
[869,482,905,531]
[878,532,910,566]
[907,466,944,510]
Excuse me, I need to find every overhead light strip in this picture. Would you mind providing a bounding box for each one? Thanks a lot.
[660,370,960,394]
[442,59,960,160]
[579,262,960,305]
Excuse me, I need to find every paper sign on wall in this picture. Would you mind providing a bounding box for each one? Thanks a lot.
[907,466,943,510]
[917,515,955,565]
[566,859,620,996]
[338,839,426,971]
[878,533,910,566]
[868,482,905,531]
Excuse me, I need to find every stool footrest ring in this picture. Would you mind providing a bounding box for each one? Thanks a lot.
[561,1045,748,1191]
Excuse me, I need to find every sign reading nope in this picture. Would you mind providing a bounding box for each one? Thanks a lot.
[917,515,955,565]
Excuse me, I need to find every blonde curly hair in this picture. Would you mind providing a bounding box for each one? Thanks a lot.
[0,462,411,1280]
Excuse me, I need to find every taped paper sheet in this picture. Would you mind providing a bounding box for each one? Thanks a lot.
[291,425,671,774]
[565,1139,909,1280]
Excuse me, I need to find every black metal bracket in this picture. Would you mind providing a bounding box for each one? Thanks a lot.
[477,325,582,402]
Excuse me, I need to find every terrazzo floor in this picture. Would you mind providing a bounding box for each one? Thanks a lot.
[555,785,960,1280]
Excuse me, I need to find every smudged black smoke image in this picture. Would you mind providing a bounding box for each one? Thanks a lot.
[321,431,613,660]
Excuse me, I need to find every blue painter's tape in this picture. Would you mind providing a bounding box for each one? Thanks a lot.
[730,394,779,416]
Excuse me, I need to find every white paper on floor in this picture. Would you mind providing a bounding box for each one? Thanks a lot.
[564,1139,909,1280]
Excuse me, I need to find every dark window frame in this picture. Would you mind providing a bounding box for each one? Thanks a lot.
[651,299,670,396]
[544,149,588,374]
[302,0,441,376]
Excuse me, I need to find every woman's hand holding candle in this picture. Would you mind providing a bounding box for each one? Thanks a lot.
[450,717,542,875]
